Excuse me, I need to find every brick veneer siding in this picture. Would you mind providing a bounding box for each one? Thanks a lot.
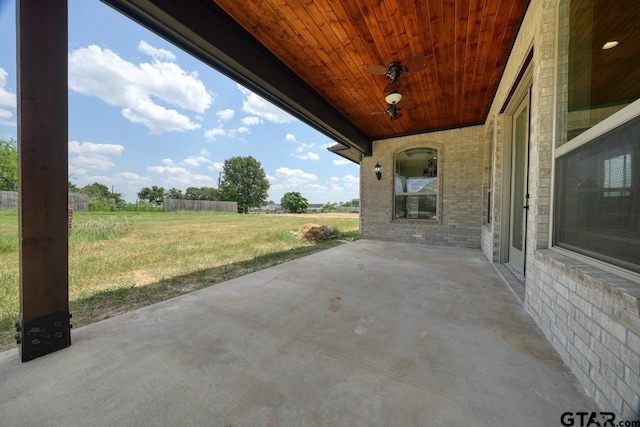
[361,127,484,248]
[526,251,640,419]
[482,0,640,419]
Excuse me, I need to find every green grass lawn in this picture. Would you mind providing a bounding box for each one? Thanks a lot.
[0,210,359,351]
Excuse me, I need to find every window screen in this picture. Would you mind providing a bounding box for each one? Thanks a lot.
[554,116,640,272]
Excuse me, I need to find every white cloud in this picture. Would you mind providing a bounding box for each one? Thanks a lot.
[0,68,16,126]
[114,172,150,182]
[266,174,275,182]
[216,109,235,121]
[295,142,315,153]
[285,133,296,142]
[305,184,327,191]
[295,151,320,160]
[333,159,351,166]
[241,116,262,126]
[162,158,176,166]
[147,164,216,186]
[204,127,227,141]
[183,158,200,167]
[68,140,124,156]
[274,167,317,185]
[183,155,212,167]
[138,40,176,62]
[200,149,211,157]
[343,174,359,190]
[209,162,224,172]
[0,108,15,127]
[237,126,250,134]
[122,101,201,133]
[241,91,295,124]
[68,44,211,133]
[330,177,340,182]
[71,156,115,171]
[68,140,124,178]
[320,143,333,149]
[0,68,16,108]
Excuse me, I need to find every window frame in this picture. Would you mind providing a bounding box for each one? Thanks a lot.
[392,145,443,222]
[550,0,640,280]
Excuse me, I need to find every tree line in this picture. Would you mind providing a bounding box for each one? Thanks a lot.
[0,141,271,214]
[1,139,357,214]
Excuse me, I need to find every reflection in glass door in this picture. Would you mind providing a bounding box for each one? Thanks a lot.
[509,94,530,275]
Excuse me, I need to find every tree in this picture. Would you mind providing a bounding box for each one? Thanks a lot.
[219,156,269,213]
[68,180,80,193]
[137,185,166,204]
[166,187,184,199]
[320,202,337,213]
[0,138,18,191]
[281,191,308,213]
[81,182,110,199]
[343,198,359,208]
[185,186,219,201]
[79,182,125,211]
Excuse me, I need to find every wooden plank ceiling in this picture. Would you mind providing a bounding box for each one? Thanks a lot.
[102,0,530,155]
[212,0,530,140]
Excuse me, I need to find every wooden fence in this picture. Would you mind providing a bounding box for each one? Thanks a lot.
[68,193,89,211]
[163,198,237,213]
[0,191,89,211]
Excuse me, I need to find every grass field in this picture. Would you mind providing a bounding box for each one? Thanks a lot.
[0,210,359,351]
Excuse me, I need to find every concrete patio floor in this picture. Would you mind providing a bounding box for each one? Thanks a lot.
[0,240,595,426]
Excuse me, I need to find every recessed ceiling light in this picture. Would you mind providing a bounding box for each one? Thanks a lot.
[602,40,619,50]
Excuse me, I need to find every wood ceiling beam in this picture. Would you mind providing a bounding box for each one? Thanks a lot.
[100,0,371,156]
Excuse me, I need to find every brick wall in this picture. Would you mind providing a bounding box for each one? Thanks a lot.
[361,127,484,248]
[526,251,640,419]
[484,0,640,419]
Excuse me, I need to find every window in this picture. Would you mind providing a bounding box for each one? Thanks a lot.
[554,118,639,272]
[394,147,438,219]
[603,153,631,197]
[554,0,640,273]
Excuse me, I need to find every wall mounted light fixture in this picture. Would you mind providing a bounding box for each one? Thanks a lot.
[374,162,381,180]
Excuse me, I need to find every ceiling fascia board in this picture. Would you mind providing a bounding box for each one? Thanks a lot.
[101,0,371,155]
[327,144,361,164]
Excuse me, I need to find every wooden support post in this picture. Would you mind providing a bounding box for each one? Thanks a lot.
[16,0,70,362]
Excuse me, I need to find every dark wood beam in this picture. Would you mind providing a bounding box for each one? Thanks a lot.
[16,0,71,362]
[100,0,371,156]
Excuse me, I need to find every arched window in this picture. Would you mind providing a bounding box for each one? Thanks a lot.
[394,147,438,219]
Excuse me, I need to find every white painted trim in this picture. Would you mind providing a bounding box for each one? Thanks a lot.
[554,98,640,158]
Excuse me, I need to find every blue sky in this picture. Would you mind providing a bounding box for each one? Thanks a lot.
[0,0,359,204]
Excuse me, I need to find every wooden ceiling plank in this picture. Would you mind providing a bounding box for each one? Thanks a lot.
[479,0,520,117]
[380,0,412,60]
[424,0,450,121]
[357,0,396,66]
[453,0,470,120]
[444,0,459,119]
[461,0,496,121]
[338,0,386,66]
[397,0,431,127]
[278,0,377,121]
[214,0,334,92]
[472,0,504,118]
